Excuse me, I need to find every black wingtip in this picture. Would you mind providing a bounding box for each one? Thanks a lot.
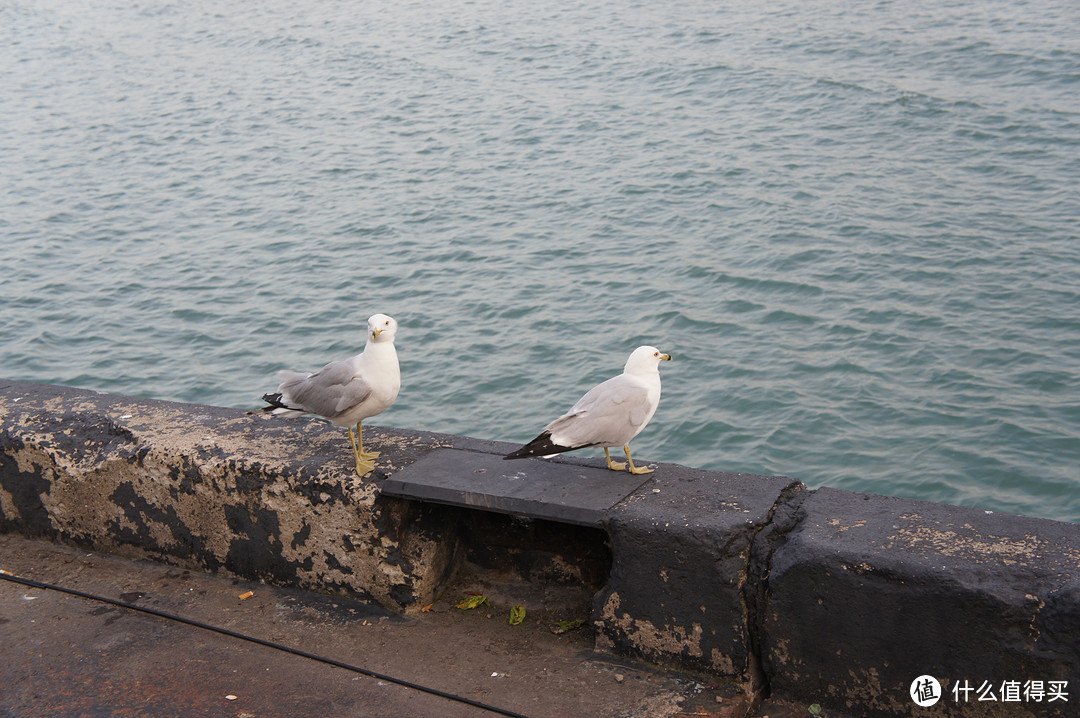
[262,392,284,407]
[503,431,573,460]
[256,392,303,415]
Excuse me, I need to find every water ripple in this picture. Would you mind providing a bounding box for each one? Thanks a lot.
[2,0,1079,522]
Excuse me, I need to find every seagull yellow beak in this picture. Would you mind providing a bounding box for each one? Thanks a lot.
[371,328,383,339]
[661,353,672,361]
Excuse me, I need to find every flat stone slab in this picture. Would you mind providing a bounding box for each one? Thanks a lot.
[379,448,652,527]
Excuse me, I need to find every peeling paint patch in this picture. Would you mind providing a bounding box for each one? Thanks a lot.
[890,525,1042,565]
[598,592,705,662]
[0,382,460,613]
[825,517,866,533]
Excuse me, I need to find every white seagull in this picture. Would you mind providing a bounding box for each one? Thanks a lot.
[504,345,672,474]
[258,313,400,476]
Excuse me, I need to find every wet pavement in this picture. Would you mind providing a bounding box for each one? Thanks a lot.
[0,534,814,718]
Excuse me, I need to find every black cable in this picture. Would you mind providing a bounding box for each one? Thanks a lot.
[0,570,530,718]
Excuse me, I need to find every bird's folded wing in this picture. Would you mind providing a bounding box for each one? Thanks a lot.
[549,377,651,447]
[281,360,373,418]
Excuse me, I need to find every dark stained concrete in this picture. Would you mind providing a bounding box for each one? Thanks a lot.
[761,488,1080,717]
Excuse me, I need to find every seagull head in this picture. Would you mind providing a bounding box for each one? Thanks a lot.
[367,314,398,343]
[624,345,672,374]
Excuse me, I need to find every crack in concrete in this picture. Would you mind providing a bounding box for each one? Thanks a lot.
[741,480,807,703]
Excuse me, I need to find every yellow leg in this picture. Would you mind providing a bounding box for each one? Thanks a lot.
[355,421,381,460]
[624,445,654,475]
[604,447,627,472]
[348,425,377,477]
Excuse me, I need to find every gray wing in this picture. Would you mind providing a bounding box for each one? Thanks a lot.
[279,359,373,419]
[546,375,652,448]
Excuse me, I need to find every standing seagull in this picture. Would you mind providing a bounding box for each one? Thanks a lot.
[504,346,672,474]
[258,314,400,476]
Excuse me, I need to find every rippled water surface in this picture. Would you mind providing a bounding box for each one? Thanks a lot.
[2,0,1079,521]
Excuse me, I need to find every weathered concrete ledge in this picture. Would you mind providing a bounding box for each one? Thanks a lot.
[1,380,1078,717]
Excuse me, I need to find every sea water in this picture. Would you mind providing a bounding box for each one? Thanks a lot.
[2,0,1078,522]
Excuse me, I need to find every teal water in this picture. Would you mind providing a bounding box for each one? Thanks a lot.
[2,0,1079,522]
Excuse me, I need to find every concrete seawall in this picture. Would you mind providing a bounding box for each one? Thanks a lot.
[1,379,1077,717]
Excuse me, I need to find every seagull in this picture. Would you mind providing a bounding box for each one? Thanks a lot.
[258,314,400,476]
[504,346,672,474]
